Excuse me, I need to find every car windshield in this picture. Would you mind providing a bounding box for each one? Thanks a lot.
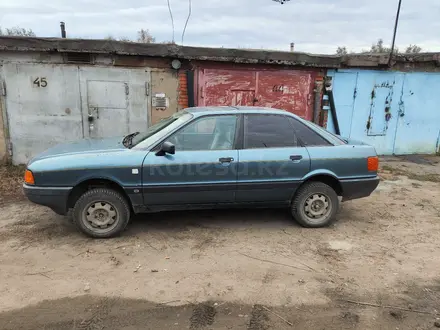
[129,111,193,148]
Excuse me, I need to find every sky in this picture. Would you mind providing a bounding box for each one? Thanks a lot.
[0,0,439,54]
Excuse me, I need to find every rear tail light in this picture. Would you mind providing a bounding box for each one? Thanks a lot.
[367,156,379,172]
[24,169,35,185]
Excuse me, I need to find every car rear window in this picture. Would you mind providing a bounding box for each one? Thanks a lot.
[288,118,333,147]
[300,119,347,145]
[244,114,300,148]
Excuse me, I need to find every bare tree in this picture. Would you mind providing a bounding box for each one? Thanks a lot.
[137,29,155,43]
[0,26,36,37]
[336,46,348,56]
[405,44,422,54]
[336,39,423,55]
[105,35,133,42]
[368,39,422,54]
[104,31,156,43]
[369,38,395,53]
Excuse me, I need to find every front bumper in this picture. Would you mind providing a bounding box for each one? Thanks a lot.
[23,184,72,215]
[340,176,380,201]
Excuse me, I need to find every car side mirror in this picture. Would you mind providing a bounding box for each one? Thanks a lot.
[155,141,175,156]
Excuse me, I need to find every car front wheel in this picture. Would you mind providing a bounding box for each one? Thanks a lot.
[72,188,131,238]
[291,182,339,228]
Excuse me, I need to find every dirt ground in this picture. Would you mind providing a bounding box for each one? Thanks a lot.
[1,155,440,330]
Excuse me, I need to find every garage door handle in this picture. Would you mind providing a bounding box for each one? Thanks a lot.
[290,155,303,161]
[219,157,234,163]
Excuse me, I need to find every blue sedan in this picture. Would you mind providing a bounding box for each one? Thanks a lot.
[23,107,379,238]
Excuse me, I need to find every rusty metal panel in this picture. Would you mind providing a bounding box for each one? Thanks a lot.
[2,63,83,164]
[198,69,256,106]
[197,68,316,120]
[255,70,315,119]
[230,90,255,106]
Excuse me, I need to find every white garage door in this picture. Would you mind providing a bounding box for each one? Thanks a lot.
[2,63,83,164]
[1,64,151,164]
[79,67,151,139]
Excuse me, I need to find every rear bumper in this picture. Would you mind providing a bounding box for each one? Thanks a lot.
[23,184,72,215]
[340,176,380,201]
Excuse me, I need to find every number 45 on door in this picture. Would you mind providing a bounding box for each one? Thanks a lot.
[33,77,48,88]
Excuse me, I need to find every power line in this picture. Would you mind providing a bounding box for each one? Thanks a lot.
[167,0,175,43]
[181,0,192,45]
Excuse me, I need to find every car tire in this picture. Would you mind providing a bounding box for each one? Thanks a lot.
[72,188,131,238]
[291,182,339,228]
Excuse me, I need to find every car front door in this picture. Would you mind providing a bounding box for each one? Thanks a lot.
[236,114,311,203]
[142,114,239,206]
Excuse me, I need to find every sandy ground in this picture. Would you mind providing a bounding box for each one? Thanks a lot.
[0,156,439,330]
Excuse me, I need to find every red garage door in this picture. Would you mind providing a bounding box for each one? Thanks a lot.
[196,68,318,120]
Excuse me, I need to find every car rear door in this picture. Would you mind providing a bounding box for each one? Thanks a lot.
[142,114,239,206]
[236,113,311,203]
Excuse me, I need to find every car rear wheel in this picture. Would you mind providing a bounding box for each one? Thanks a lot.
[72,188,130,238]
[291,182,339,228]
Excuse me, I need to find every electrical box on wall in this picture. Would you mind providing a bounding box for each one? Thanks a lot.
[152,93,169,110]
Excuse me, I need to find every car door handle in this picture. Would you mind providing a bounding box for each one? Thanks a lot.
[219,157,234,163]
[290,155,303,161]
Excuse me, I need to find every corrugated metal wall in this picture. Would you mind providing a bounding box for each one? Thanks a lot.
[327,69,440,155]
[196,66,320,120]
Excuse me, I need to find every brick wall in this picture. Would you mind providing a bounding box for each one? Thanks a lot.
[178,71,189,109]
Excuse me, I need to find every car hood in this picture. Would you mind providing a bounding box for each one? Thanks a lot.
[29,136,126,164]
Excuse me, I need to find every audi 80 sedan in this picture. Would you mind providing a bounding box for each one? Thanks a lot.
[23,106,379,238]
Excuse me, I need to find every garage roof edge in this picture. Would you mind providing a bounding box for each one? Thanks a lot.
[0,36,439,69]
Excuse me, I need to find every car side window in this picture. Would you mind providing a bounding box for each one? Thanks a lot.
[288,117,332,147]
[167,115,237,151]
[244,114,299,149]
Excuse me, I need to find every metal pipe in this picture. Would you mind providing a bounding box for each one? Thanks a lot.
[389,0,402,66]
[313,80,323,124]
[60,22,66,38]
[328,90,341,135]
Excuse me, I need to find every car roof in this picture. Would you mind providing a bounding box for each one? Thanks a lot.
[184,106,299,118]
